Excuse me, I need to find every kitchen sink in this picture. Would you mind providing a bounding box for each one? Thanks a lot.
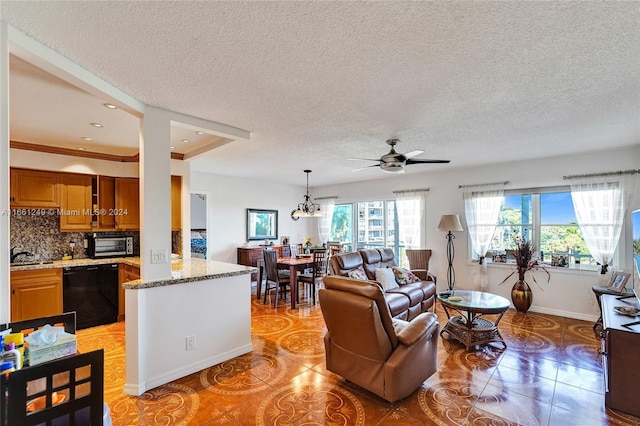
[10,261,54,266]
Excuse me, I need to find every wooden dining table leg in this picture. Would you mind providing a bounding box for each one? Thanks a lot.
[289,264,297,309]
[256,259,264,300]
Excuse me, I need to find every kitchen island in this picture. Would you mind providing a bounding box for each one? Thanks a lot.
[121,258,255,396]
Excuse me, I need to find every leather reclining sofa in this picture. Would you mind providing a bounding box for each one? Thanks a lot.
[329,248,437,320]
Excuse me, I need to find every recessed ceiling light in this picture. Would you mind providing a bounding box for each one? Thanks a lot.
[170,146,176,149]
[181,139,190,143]
[81,137,93,141]
[103,103,117,109]
[90,122,103,128]
[77,147,86,151]
[195,131,205,135]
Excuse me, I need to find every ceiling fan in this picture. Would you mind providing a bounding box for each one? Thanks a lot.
[349,139,450,173]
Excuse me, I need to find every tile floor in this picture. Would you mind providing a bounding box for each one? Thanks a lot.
[76,288,640,425]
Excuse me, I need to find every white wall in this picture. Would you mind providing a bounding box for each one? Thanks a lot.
[190,171,315,263]
[190,193,207,229]
[312,145,640,321]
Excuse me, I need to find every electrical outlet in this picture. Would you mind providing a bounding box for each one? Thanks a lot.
[186,335,196,351]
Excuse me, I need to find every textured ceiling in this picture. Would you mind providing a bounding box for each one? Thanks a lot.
[1,1,639,186]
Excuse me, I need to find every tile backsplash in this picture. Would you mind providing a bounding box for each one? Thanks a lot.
[10,215,139,262]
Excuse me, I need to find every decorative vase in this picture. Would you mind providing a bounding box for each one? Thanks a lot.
[511,269,532,312]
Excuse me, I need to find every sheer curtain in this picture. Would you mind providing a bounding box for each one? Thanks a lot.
[463,190,504,263]
[570,176,633,274]
[463,189,503,290]
[317,199,335,246]
[396,191,426,267]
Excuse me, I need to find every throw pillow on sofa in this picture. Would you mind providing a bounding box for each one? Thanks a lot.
[391,266,422,285]
[348,266,368,281]
[375,267,399,291]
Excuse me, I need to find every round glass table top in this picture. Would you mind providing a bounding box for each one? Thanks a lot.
[437,290,510,311]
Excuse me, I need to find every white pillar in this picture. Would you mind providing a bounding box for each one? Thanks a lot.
[0,22,10,323]
[139,106,172,281]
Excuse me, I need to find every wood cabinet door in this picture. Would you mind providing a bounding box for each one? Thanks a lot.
[11,269,63,322]
[118,263,140,320]
[98,176,116,229]
[10,168,60,208]
[59,173,93,231]
[115,178,140,230]
[171,175,182,231]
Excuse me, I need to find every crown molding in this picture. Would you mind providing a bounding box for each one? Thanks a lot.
[10,141,184,162]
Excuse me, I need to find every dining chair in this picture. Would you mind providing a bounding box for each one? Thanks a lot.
[263,249,291,308]
[289,243,303,257]
[297,248,328,305]
[327,241,344,257]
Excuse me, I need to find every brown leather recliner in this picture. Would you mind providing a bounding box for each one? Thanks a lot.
[319,275,439,403]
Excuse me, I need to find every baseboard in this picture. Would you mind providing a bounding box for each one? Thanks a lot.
[123,343,253,396]
[527,306,598,323]
[149,344,253,391]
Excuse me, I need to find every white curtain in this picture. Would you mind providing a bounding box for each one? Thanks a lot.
[463,190,504,263]
[396,191,426,267]
[570,176,632,274]
[317,199,335,245]
[464,189,503,290]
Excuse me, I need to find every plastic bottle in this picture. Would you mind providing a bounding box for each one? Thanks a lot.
[2,342,22,370]
[0,361,14,374]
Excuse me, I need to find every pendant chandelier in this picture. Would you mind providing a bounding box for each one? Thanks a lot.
[291,170,322,220]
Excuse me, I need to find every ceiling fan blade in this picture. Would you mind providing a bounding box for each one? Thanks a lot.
[351,164,381,172]
[403,150,424,159]
[347,157,381,162]
[405,158,451,165]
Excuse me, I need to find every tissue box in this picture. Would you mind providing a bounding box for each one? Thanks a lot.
[27,334,77,366]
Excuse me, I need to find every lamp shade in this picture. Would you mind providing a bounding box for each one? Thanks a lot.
[437,214,463,232]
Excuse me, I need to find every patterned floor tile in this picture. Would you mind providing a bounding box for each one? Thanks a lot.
[72,286,640,426]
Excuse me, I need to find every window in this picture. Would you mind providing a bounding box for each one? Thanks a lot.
[488,190,596,267]
[330,204,353,252]
[329,200,403,263]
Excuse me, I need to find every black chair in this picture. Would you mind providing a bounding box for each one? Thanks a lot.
[298,248,328,305]
[1,349,105,426]
[263,250,291,308]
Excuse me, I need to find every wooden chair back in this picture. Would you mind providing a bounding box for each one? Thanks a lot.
[263,249,280,283]
[310,249,329,279]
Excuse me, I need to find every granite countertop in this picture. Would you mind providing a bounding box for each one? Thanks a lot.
[122,258,256,290]
[10,256,140,271]
[10,257,255,290]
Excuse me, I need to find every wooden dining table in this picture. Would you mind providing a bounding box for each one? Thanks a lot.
[277,256,314,309]
[255,255,315,308]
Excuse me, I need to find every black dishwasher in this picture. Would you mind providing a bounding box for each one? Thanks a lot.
[63,263,119,330]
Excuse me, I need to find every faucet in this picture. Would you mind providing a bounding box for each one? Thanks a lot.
[10,247,34,263]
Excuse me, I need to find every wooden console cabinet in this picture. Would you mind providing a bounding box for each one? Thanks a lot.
[601,294,640,417]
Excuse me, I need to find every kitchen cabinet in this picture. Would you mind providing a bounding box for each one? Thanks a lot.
[11,268,63,322]
[115,177,140,230]
[97,176,116,229]
[171,175,182,231]
[10,168,60,208]
[59,173,93,231]
[118,263,140,321]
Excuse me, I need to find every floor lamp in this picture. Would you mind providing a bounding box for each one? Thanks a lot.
[438,214,464,293]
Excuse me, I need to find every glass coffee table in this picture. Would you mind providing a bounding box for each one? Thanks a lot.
[437,290,510,351]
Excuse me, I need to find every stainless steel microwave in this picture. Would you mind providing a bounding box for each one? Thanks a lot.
[88,235,134,258]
